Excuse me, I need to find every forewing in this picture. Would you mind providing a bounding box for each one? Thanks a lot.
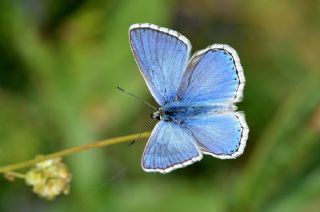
[142,121,202,173]
[129,23,191,105]
[183,112,249,159]
[177,44,245,104]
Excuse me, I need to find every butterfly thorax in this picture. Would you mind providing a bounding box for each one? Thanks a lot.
[152,102,237,124]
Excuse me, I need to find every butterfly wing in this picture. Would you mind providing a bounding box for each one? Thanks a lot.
[142,121,202,173]
[177,44,245,104]
[129,23,191,105]
[183,112,249,159]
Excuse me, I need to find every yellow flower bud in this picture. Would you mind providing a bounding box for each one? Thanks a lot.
[25,158,72,200]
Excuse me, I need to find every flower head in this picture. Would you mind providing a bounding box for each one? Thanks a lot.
[25,158,72,200]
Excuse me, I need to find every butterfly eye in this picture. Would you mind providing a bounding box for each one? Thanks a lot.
[151,112,161,120]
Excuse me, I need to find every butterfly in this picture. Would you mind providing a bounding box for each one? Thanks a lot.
[129,23,249,173]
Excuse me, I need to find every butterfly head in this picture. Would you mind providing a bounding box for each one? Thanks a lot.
[151,108,163,120]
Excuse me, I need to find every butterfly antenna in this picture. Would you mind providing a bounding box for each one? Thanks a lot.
[129,117,155,147]
[117,86,158,110]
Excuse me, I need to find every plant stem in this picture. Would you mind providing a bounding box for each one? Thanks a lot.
[4,172,25,180]
[0,132,151,174]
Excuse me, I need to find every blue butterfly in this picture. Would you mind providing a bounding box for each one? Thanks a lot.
[129,23,249,173]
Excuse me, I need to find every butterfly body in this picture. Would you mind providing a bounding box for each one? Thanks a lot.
[129,23,249,173]
[154,102,236,124]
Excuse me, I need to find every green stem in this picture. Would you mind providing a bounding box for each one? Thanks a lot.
[4,171,25,180]
[0,132,151,174]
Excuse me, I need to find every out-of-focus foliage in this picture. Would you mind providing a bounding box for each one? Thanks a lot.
[0,0,319,211]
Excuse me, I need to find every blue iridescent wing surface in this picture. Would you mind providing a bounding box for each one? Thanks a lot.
[142,121,202,173]
[183,112,249,159]
[129,23,191,105]
[177,44,245,104]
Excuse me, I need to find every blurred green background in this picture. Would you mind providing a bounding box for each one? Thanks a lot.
[1,0,320,211]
